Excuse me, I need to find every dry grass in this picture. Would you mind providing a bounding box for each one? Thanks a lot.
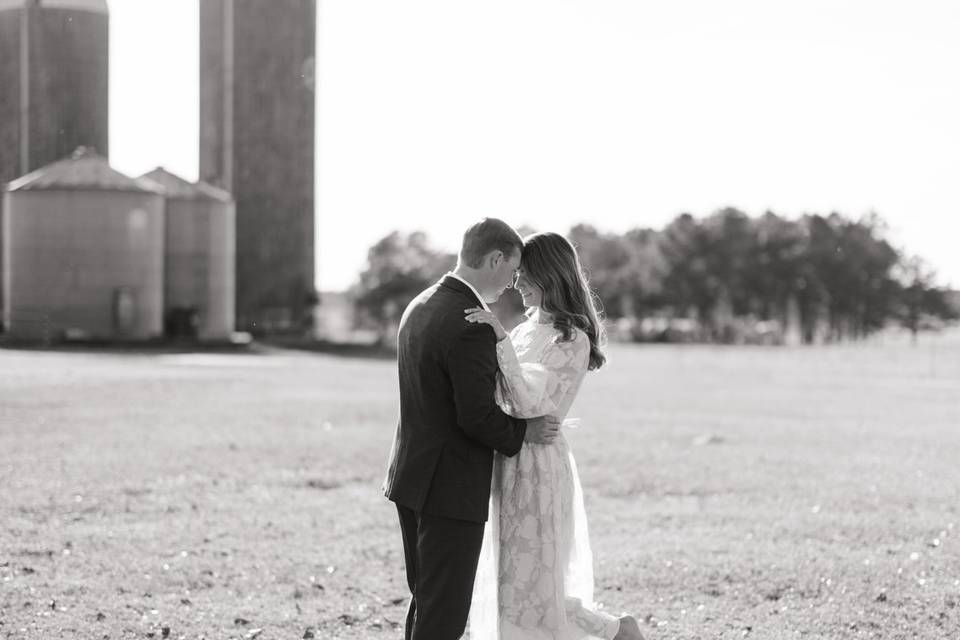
[1,331,959,639]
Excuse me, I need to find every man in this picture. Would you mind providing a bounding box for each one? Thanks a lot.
[383,218,561,640]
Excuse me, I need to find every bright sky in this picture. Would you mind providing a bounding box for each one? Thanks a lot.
[110,0,960,291]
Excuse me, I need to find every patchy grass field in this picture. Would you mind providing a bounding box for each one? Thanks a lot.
[1,333,959,640]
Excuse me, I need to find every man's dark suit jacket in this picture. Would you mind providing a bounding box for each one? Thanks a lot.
[383,275,528,523]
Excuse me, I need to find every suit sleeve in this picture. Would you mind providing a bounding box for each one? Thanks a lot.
[448,322,527,457]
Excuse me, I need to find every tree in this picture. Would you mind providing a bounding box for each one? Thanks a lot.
[353,231,454,343]
[700,208,756,326]
[896,256,960,343]
[744,211,806,320]
[352,212,954,347]
[621,227,667,316]
[568,224,636,318]
[802,213,900,341]
[658,213,717,325]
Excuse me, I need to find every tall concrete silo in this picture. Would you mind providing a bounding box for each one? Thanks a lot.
[2,148,164,341]
[141,167,236,340]
[199,0,316,334]
[0,0,109,317]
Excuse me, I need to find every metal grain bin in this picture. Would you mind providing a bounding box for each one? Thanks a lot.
[141,167,236,340]
[2,148,164,341]
[0,0,111,328]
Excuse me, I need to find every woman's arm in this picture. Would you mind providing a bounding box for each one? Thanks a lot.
[465,308,590,419]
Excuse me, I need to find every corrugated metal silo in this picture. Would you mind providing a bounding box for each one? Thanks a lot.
[0,0,111,329]
[2,148,164,341]
[141,167,236,340]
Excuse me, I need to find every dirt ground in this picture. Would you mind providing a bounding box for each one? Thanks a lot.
[1,332,959,639]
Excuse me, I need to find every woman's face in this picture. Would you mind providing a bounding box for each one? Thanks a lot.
[515,269,543,308]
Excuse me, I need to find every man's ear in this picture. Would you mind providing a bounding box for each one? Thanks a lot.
[488,250,505,269]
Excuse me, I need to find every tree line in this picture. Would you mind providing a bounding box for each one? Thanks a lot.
[352,209,958,344]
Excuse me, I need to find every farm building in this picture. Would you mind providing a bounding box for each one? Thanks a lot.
[200,0,316,333]
[0,0,111,322]
[140,167,236,340]
[2,148,164,341]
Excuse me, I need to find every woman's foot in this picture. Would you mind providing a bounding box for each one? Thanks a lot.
[614,614,645,640]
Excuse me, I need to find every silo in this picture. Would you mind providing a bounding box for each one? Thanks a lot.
[0,0,110,314]
[2,148,164,341]
[141,167,236,340]
[200,0,316,333]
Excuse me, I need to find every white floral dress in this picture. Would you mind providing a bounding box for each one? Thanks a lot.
[469,311,620,640]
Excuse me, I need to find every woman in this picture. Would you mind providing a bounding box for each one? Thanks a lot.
[464,232,644,640]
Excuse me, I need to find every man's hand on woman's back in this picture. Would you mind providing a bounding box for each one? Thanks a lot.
[525,415,561,444]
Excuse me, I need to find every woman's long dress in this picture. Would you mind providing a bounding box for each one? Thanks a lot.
[469,311,620,640]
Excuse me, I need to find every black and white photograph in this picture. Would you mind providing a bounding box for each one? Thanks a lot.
[1,1,959,638]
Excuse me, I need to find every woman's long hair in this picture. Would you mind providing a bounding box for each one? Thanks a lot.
[521,232,606,370]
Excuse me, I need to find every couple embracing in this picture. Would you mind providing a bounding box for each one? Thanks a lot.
[383,219,645,640]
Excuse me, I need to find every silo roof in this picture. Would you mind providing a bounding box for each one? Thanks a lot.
[0,0,109,14]
[140,167,234,203]
[5,148,162,194]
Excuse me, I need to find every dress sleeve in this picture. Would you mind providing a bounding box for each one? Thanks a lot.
[495,329,590,419]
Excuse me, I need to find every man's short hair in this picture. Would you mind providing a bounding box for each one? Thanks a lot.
[459,218,523,268]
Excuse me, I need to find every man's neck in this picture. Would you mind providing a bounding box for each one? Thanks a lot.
[452,267,487,301]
